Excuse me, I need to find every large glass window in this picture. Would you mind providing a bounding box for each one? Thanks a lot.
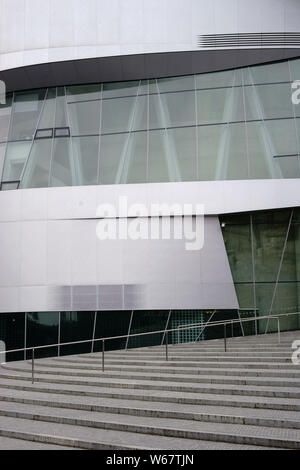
[1,58,300,190]
[221,209,300,334]
[60,311,95,356]
[26,312,59,359]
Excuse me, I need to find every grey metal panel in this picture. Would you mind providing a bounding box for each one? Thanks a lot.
[99,285,123,310]
[1,180,300,222]
[0,203,238,312]
[46,286,72,311]
[72,285,98,311]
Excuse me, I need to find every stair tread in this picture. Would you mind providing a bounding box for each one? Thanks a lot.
[0,415,277,450]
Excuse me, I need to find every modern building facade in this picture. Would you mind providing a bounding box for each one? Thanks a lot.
[0,0,300,359]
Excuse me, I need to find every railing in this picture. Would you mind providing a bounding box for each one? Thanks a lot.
[177,311,216,344]
[1,311,300,385]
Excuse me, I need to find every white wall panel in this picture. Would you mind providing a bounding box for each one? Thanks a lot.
[0,0,299,72]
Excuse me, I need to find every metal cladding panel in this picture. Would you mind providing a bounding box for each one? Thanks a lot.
[0,0,300,73]
[0,180,298,224]
[0,185,238,312]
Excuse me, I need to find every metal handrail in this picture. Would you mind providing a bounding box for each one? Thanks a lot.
[2,310,300,384]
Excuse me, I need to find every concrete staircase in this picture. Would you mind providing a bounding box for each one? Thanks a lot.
[0,330,299,450]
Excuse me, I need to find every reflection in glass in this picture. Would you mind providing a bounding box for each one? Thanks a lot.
[60,311,94,356]
[50,137,75,187]
[94,311,132,351]
[20,139,52,189]
[26,312,59,359]
[2,141,32,181]
[0,94,12,142]
[127,310,169,348]
[9,90,46,141]
[73,136,99,186]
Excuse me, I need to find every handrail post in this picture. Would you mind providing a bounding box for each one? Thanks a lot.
[32,348,35,384]
[102,340,105,372]
[277,317,281,344]
[231,320,233,338]
[224,324,227,353]
[166,331,168,361]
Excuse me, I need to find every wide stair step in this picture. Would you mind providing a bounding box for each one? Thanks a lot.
[0,330,299,450]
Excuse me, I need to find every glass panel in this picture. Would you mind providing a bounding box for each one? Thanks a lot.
[247,121,280,179]
[290,58,300,82]
[101,96,146,134]
[234,283,255,310]
[157,91,195,128]
[169,310,206,344]
[103,81,141,99]
[60,311,94,356]
[225,122,248,180]
[50,137,75,187]
[122,131,147,184]
[0,142,6,180]
[196,69,235,89]
[197,124,226,181]
[255,283,277,332]
[154,75,194,93]
[99,133,127,184]
[2,141,32,181]
[197,88,230,125]
[94,311,132,351]
[221,214,252,283]
[0,313,25,362]
[273,155,300,179]
[54,127,70,138]
[66,84,101,102]
[202,310,241,340]
[266,119,300,178]
[38,88,56,129]
[20,139,52,189]
[245,61,290,85]
[35,129,53,139]
[127,310,169,348]
[9,89,46,141]
[255,83,294,119]
[0,94,12,142]
[26,312,59,359]
[73,136,99,186]
[55,88,68,128]
[168,127,197,181]
[270,211,300,330]
[68,100,101,136]
[252,210,290,283]
[148,129,172,183]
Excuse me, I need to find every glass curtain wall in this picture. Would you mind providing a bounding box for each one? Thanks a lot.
[220,208,300,333]
[0,309,238,362]
[1,58,300,190]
